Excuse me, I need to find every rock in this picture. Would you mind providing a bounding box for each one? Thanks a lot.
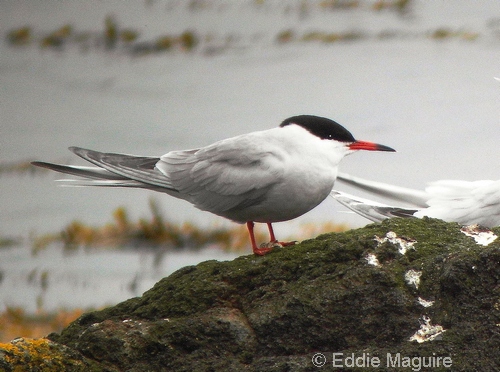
[1,218,499,371]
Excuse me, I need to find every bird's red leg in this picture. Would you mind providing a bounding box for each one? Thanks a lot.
[267,222,277,242]
[267,223,296,247]
[247,221,273,256]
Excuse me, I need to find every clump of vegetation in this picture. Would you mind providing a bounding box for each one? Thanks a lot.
[32,199,347,253]
[6,26,31,46]
[104,15,118,49]
[5,14,199,56]
[276,26,481,45]
[429,27,480,41]
[318,0,360,10]
[179,30,198,50]
[372,0,411,13]
[0,237,20,248]
[41,24,72,49]
[300,29,366,43]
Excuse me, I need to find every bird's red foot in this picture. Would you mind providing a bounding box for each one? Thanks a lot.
[253,245,274,256]
[253,241,281,255]
[252,240,297,255]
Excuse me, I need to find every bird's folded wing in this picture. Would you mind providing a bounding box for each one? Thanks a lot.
[157,138,285,213]
[331,190,418,222]
[69,147,172,189]
[336,172,429,208]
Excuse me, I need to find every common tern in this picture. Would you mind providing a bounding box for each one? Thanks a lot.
[32,115,395,255]
[332,172,500,227]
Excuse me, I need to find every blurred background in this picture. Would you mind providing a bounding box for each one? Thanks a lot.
[0,0,499,339]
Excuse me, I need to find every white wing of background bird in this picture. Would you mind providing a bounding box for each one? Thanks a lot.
[332,172,500,227]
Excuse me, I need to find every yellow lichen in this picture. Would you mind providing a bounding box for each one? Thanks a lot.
[0,337,92,370]
[1,338,52,366]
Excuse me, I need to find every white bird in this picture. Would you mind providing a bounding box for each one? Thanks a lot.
[32,115,395,255]
[332,172,500,227]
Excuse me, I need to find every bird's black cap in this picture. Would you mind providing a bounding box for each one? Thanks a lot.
[280,115,356,142]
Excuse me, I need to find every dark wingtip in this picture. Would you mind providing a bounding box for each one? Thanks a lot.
[31,161,51,169]
[69,146,86,155]
[30,161,71,174]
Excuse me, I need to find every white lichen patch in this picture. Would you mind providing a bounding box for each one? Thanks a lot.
[460,224,498,246]
[405,269,422,289]
[122,319,142,326]
[365,252,381,267]
[417,297,435,308]
[375,231,416,255]
[409,315,446,343]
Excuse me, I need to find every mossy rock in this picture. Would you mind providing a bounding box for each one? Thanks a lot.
[1,218,499,371]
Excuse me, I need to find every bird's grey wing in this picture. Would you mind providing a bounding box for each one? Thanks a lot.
[33,147,180,193]
[417,179,500,227]
[68,147,175,190]
[157,137,285,213]
[331,190,418,223]
[336,172,429,208]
